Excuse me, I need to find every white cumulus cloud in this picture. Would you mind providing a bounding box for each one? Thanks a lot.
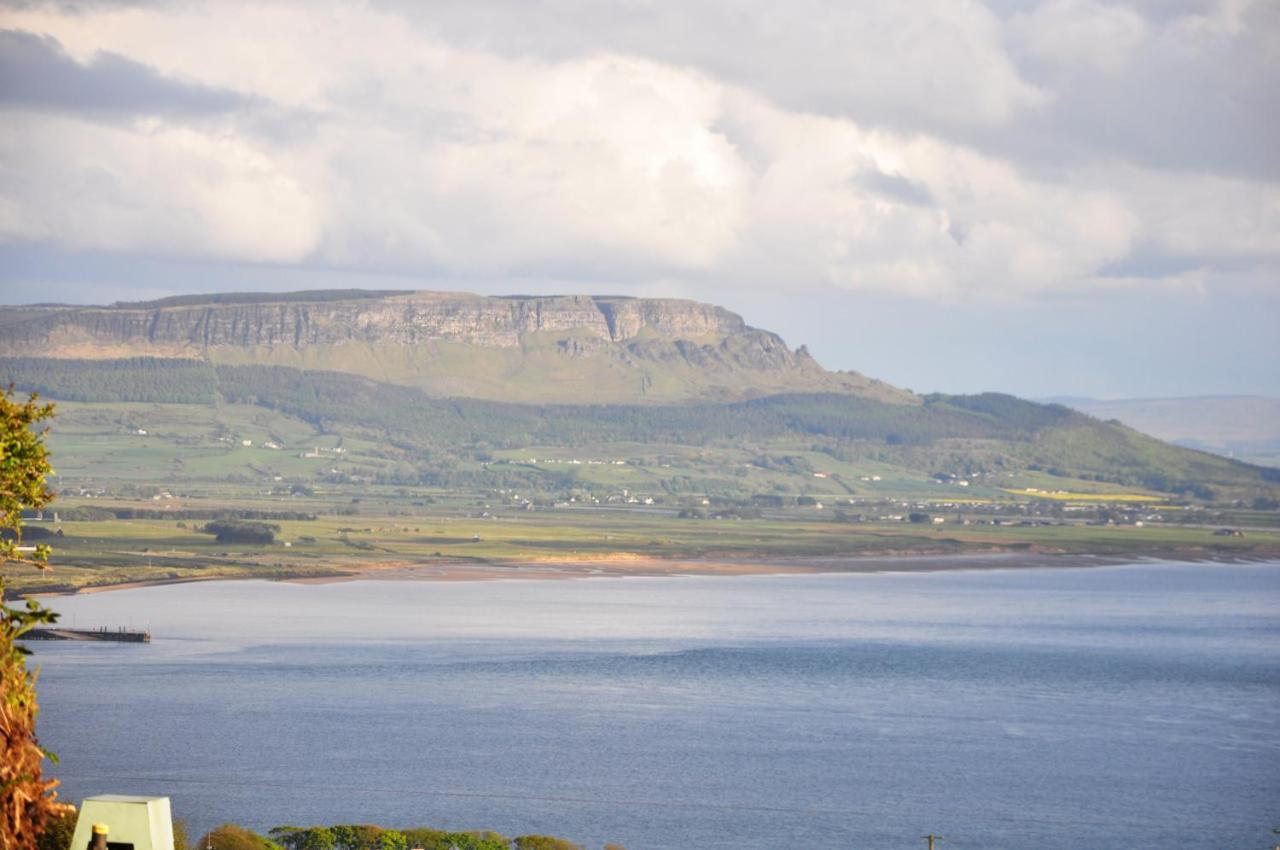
[0,0,1275,304]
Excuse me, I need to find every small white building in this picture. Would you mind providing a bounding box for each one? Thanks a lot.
[70,795,175,850]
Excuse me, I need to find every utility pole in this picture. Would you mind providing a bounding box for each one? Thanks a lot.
[922,835,945,850]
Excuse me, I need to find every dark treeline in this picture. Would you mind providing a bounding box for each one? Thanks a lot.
[2,356,1082,446]
[0,356,217,403]
[215,364,1070,449]
[202,520,278,544]
[22,506,315,521]
[108,508,316,522]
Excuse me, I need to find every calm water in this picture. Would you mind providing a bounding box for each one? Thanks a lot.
[28,561,1280,849]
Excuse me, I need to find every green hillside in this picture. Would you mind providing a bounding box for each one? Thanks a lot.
[4,356,1275,501]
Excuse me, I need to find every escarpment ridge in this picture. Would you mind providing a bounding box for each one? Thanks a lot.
[0,290,905,404]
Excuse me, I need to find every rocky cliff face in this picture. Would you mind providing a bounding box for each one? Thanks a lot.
[0,290,906,403]
[3,292,751,349]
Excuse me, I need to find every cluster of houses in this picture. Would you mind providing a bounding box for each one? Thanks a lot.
[211,434,346,455]
[517,457,629,466]
[68,486,108,499]
[301,445,347,459]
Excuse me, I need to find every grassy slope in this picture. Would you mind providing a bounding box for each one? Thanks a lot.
[4,357,1275,499]
[5,358,1278,596]
[206,334,904,404]
[215,365,1272,495]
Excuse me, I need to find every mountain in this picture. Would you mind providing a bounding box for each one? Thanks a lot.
[0,290,902,404]
[1047,396,1280,468]
[1,289,1276,500]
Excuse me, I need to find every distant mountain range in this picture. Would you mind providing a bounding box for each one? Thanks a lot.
[2,289,1277,498]
[1044,396,1280,468]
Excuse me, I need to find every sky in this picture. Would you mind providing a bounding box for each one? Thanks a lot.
[0,0,1276,399]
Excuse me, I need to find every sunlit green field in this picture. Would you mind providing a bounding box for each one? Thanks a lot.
[8,495,1278,595]
[44,400,1172,502]
[4,397,1274,596]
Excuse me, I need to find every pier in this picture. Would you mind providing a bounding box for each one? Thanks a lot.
[21,626,151,643]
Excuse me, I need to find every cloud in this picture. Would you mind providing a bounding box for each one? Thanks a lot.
[1001,0,1280,179]
[380,0,1049,131]
[0,0,1274,305]
[0,27,249,115]
[1009,0,1150,72]
[0,111,322,262]
[716,98,1142,299]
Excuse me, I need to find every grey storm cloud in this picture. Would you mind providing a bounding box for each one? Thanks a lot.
[377,0,1279,181]
[996,0,1280,180]
[0,28,250,115]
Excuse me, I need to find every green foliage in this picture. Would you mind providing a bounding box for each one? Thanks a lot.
[512,837,584,850]
[213,367,1049,451]
[397,828,510,850]
[200,824,282,850]
[33,808,76,850]
[201,520,278,544]
[269,825,593,850]
[0,357,217,404]
[924,392,1076,431]
[1,387,66,850]
[270,826,336,850]
[1,388,56,567]
[276,825,507,850]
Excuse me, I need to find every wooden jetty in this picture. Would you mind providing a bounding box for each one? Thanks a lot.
[21,626,151,643]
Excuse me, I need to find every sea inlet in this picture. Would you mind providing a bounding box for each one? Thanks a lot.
[30,560,1280,849]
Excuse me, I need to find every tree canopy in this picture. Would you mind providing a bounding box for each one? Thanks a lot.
[0,387,68,850]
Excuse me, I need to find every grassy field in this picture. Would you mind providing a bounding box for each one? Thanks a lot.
[7,492,1278,595]
[43,399,1197,503]
[3,393,1276,597]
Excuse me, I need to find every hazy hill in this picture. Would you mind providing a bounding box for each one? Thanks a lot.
[1049,396,1280,468]
[0,290,901,404]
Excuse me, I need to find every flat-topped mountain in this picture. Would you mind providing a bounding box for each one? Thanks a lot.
[0,290,901,404]
[2,288,1277,500]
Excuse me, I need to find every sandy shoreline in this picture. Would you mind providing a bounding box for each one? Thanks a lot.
[20,548,1277,598]
[309,549,1278,584]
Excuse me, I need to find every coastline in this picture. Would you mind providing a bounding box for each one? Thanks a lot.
[18,547,1279,598]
